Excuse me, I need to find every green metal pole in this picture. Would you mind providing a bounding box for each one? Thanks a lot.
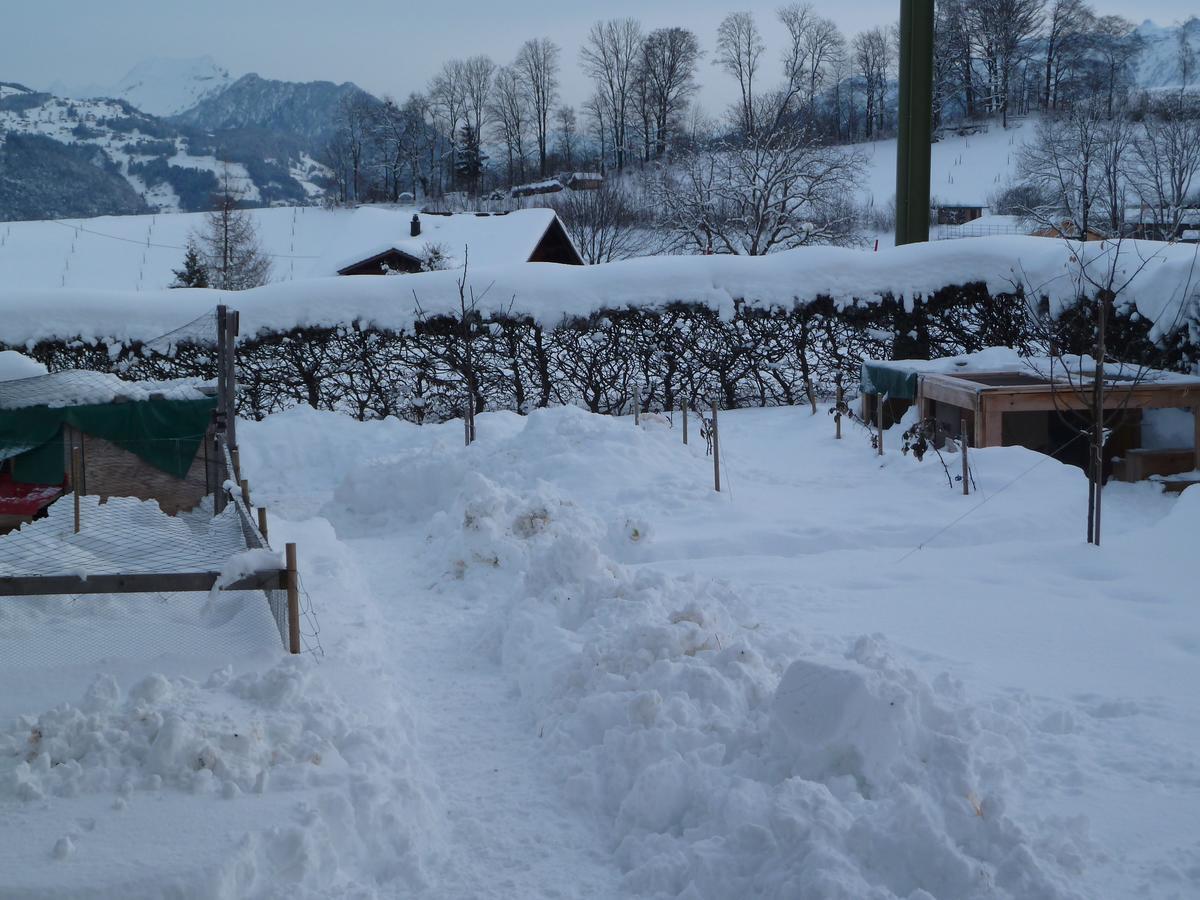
[895,0,934,246]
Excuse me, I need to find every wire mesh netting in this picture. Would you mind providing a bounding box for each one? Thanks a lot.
[141,308,221,354]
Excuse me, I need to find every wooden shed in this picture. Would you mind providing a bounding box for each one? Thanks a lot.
[0,370,219,532]
[861,355,1200,487]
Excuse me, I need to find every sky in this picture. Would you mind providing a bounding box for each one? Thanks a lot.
[5,0,1196,114]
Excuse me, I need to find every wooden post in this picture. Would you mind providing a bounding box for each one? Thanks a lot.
[960,417,969,495]
[224,309,239,453]
[240,479,251,508]
[71,445,81,534]
[835,377,843,440]
[464,408,471,446]
[682,400,688,445]
[257,506,269,542]
[213,434,227,515]
[711,401,721,492]
[876,394,885,455]
[285,543,301,655]
[633,386,640,426]
[1193,403,1200,472]
[230,447,241,483]
[215,305,228,435]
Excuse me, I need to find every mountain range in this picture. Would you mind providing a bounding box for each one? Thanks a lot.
[1,58,378,222]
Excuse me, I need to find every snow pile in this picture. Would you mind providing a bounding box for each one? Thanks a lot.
[326,406,1083,899]
[0,660,441,897]
[0,350,48,381]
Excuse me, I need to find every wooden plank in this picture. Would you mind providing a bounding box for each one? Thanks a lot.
[920,378,981,411]
[992,387,1200,414]
[0,570,287,597]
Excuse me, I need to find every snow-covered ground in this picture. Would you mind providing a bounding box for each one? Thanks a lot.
[4,400,1198,898]
[0,206,563,293]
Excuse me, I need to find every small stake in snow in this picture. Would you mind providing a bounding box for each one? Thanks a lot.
[285,543,301,655]
[257,506,269,542]
[961,417,970,496]
[682,400,689,445]
[240,479,251,508]
[876,394,885,456]
[633,386,640,426]
[711,401,721,492]
[71,444,81,534]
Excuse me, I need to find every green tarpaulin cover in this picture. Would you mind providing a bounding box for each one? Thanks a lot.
[0,397,216,485]
[860,362,919,400]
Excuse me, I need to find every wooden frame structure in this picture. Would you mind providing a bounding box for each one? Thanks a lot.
[0,305,305,655]
[908,370,1200,471]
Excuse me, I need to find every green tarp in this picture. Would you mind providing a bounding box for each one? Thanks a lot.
[0,397,217,485]
[860,362,920,400]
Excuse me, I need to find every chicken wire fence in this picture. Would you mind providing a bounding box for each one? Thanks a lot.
[0,305,323,670]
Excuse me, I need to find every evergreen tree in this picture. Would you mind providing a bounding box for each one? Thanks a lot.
[199,167,272,290]
[170,241,210,288]
[453,123,486,193]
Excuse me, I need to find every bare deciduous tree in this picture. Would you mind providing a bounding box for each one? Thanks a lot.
[656,115,866,255]
[515,38,560,177]
[489,66,530,186]
[552,182,642,263]
[715,12,764,137]
[580,18,643,172]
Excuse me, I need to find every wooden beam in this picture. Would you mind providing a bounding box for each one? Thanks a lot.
[0,570,287,597]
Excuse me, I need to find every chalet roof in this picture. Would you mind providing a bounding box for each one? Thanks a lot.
[323,207,575,274]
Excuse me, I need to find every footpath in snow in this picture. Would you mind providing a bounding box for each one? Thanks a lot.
[3,402,1199,898]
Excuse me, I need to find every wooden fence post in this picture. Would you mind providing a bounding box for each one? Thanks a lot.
[72,445,81,534]
[213,434,227,515]
[241,479,251,508]
[835,378,843,440]
[961,417,969,496]
[876,394,885,455]
[285,543,301,655]
[711,401,721,492]
[230,447,241,483]
[633,386,640,426]
[464,407,470,447]
[257,506,269,542]
[682,400,688,445]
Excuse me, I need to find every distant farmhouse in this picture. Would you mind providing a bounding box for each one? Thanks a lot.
[334,208,582,275]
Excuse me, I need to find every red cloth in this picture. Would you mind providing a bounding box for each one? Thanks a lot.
[0,471,62,516]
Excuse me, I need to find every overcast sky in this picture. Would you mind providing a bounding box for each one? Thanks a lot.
[6,0,1195,114]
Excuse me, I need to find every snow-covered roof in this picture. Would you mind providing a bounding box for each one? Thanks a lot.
[0,370,211,411]
[321,207,566,274]
[1,237,1197,349]
[865,347,1200,386]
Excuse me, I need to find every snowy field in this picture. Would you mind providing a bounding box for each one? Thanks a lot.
[3,401,1198,898]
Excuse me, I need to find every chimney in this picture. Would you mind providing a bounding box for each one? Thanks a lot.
[410,214,421,237]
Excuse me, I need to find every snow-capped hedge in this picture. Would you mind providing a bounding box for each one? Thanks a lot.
[1,237,1196,347]
[2,238,1196,421]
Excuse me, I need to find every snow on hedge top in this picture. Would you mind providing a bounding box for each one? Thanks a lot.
[0,351,48,382]
[0,370,211,410]
[1,237,1197,347]
[0,206,564,293]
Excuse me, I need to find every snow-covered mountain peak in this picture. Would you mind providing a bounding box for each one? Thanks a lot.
[58,56,235,117]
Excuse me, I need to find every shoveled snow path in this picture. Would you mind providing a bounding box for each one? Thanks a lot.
[350,534,624,899]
